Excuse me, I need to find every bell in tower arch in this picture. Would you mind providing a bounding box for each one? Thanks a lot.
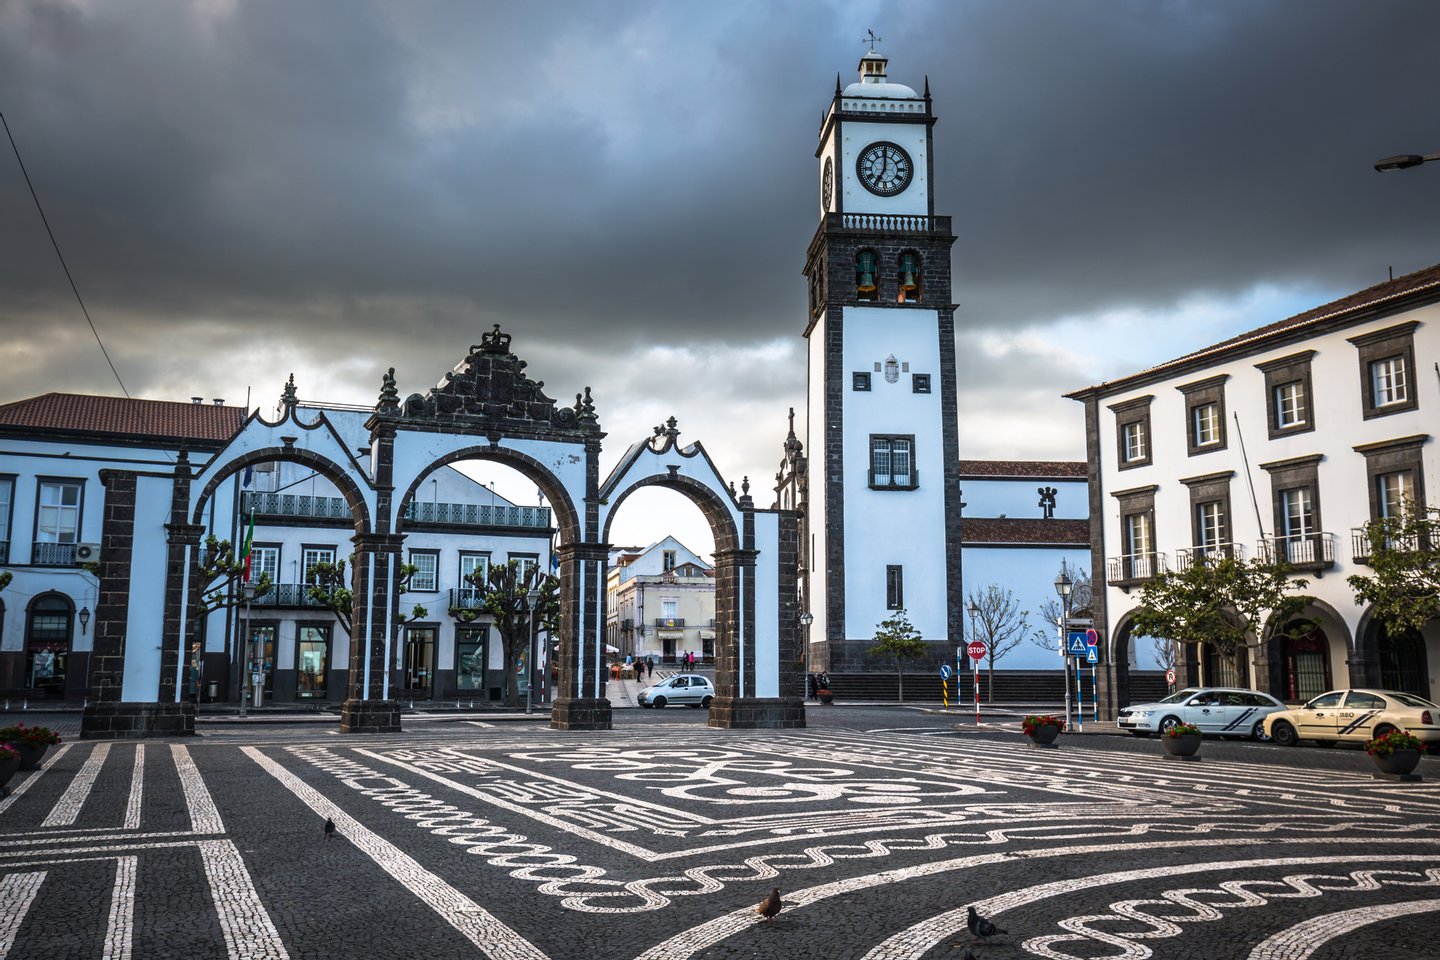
[898,252,919,302]
[856,251,878,299]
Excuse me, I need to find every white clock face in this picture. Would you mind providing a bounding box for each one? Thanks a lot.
[822,157,833,210]
[857,141,913,197]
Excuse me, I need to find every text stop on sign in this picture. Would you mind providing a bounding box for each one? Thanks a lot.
[966,640,987,661]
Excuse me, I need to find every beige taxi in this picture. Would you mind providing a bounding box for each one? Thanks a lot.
[1263,688,1440,748]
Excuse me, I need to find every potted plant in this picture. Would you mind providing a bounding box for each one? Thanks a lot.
[817,688,834,704]
[1367,728,1425,778]
[1162,721,1203,759]
[0,724,62,770]
[0,744,19,794]
[1022,714,1065,747]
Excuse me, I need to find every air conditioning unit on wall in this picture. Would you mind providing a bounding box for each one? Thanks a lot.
[74,543,102,563]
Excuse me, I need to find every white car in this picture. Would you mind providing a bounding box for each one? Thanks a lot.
[637,674,715,709]
[1117,687,1288,740]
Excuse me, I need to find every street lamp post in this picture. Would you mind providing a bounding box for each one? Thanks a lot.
[1054,563,1074,731]
[965,599,980,716]
[1375,152,1440,172]
[239,582,256,718]
[525,586,541,716]
[798,611,814,695]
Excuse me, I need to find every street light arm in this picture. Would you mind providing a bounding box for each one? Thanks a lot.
[1374,152,1440,172]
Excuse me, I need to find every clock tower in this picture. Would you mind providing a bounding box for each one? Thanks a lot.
[801,49,962,671]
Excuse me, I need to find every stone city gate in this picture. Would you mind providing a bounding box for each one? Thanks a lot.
[79,326,804,738]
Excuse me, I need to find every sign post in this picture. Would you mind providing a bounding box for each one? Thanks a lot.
[1085,629,1099,723]
[939,664,952,708]
[966,640,987,724]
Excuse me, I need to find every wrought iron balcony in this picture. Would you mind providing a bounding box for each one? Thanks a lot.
[245,583,326,608]
[1106,552,1167,588]
[655,617,685,630]
[1257,533,1336,570]
[1174,543,1245,571]
[1351,524,1421,564]
[241,491,350,520]
[449,587,488,612]
[31,542,76,566]
[404,500,551,530]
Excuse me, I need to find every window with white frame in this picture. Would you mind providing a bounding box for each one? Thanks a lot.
[1275,380,1307,428]
[1195,501,1225,550]
[1124,512,1152,557]
[1122,421,1147,463]
[1378,471,1413,519]
[662,550,677,571]
[301,546,336,583]
[1192,402,1220,447]
[1280,488,1314,538]
[869,436,915,488]
[0,476,12,549]
[661,598,679,619]
[886,565,904,609]
[510,554,539,584]
[36,479,83,544]
[249,545,279,584]
[408,551,439,591]
[459,552,490,585]
[1370,356,1408,407]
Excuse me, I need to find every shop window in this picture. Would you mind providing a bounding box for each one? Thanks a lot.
[296,624,331,698]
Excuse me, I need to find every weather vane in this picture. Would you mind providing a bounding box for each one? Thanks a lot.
[862,29,882,51]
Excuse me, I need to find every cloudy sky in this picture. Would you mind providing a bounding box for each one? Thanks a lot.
[3,0,1439,553]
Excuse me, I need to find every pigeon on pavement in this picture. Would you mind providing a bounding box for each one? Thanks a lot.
[967,905,1005,943]
[324,817,336,841]
[755,887,782,922]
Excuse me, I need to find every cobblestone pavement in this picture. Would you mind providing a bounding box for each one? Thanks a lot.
[2,707,1437,959]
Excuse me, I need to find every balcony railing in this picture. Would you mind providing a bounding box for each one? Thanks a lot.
[1258,533,1336,569]
[1174,543,1244,571]
[245,583,326,608]
[832,212,951,235]
[404,501,551,529]
[449,587,488,611]
[1351,524,1421,564]
[241,491,350,520]
[655,617,685,630]
[1106,552,1167,586]
[32,542,77,566]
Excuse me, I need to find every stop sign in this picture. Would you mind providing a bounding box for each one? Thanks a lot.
[966,640,987,661]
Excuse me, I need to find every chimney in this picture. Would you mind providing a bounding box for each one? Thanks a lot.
[192,397,203,404]
[212,398,225,406]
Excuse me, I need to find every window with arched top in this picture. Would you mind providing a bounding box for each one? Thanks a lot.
[855,250,878,301]
[897,251,922,303]
[26,592,73,694]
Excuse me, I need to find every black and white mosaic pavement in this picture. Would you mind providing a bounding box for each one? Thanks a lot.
[2,710,1437,959]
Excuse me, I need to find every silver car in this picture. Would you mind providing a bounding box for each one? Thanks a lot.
[637,674,715,709]
[1118,687,1287,740]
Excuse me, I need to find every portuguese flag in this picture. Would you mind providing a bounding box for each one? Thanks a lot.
[240,510,255,581]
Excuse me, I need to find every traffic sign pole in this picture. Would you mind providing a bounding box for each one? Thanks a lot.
[965,640,987,725]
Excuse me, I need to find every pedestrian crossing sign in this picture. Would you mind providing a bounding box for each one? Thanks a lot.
[1066,633,1089,656]
[1085,646,1099,664]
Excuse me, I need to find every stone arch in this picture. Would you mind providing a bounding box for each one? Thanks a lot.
[190,446,373,533]
[25,590,75,698]
[1353,603,1431,697]
[395,445,581,546]
[1262,600,1352,702]
[1109,611,1138,713]
[600,474,739,552]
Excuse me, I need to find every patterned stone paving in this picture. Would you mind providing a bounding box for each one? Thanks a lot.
[0,717,1436,959]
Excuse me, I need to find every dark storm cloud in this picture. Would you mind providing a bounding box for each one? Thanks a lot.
[2,0,1439,483]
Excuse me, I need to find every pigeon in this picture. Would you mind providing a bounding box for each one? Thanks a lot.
[967,905,1005,943]
[324,817,336,841]
[755,887,782,922]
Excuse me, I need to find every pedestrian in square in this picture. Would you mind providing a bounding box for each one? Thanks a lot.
[646,655,655,678]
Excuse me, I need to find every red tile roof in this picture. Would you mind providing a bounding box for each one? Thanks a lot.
[961,517,1089,546]
[958,460,1087,479]
[0,393,244,444]
[1068,260,1440,397]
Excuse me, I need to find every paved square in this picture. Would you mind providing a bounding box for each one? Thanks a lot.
[2,714,1438,958]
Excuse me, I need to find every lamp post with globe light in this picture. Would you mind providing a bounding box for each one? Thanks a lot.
[1054,563,1074,730]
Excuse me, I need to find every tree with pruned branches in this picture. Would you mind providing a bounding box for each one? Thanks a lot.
[967,584,1031,702]
[305,557,427,637]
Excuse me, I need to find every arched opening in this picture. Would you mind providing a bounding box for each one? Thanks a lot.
[1377,627,1428,697]
[190,448,374,706]
[602,476,738,718]
[855,249,879,301]
[1272,620,1334,702]
[394,450,578,709]
[25,592,74,698]
[1202,645,1249,687]
[897,250,922,303]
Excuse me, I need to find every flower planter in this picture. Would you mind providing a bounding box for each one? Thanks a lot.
[1370,748,1422,780]
[1026,724,1061,748]
[0,754,19,793]
[1162,733,1202,760]
[15,743,48,771]
[817,692,834,704]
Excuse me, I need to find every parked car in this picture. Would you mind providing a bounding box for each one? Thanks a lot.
[1263,689,1440,748]
[1117,687,1287,740]
[637,674,715,709]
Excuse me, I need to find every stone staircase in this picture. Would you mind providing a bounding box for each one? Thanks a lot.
[824,669,1169,704]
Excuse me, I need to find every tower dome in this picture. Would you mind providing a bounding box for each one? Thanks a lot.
[843,49,919,99]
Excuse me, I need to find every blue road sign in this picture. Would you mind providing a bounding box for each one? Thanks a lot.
[939,664,952,680]
[1085,646,1099,664]
[1067,633,1089,656]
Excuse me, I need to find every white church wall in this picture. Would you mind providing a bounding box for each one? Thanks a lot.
[806,314,829,652]
[752,511,780,698]
[121,475,173,702]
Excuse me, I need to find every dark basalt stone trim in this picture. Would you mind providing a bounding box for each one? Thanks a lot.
[81,701,195,740]
[939,306,964,647]
[707,696,807,729]
[340,698,402,734]
[550,696,613,731]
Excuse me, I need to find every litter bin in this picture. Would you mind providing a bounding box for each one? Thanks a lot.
[207,681,219,702]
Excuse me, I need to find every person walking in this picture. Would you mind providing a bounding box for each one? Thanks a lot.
[646,655,655,679]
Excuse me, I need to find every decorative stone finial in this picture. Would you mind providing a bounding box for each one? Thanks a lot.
[578,386,597,424]
[378,367,399,411]
[281,374,298,410]
[741,476,750,496]
[480,323,512,354]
